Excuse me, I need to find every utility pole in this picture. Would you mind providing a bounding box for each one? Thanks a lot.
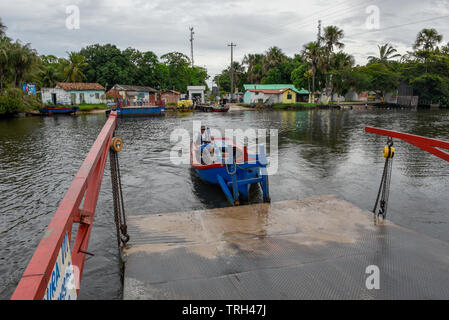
[317,20,322,45]
[228,42,236,100]
[189,27,195,67]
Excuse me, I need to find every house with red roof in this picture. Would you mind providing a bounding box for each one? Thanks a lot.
[243,84,309,105]
[41,82,106,105]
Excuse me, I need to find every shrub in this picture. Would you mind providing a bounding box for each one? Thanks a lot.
[0,94,21,115]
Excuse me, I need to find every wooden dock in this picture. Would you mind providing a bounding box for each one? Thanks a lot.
[122,195,449,300]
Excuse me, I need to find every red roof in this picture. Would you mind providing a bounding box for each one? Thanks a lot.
[56,82,105,91]
[248,88,289,94]
[162,90,181,95]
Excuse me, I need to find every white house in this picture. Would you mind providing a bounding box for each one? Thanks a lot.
[187,86,206,103]
[41,82,106,105]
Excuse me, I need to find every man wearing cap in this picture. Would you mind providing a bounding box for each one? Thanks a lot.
[194,125,215,164]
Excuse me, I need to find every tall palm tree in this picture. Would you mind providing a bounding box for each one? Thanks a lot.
[368,43,401,64]
[0,18,7,37]
[63,52,88,82]
[321,26,345,56]
[301,41,324,97]
[413,28,443,51]
[321,26,345,96]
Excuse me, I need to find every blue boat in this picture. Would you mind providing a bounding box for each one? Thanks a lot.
[39,106,79,115]
[105,106,165,117]
[191,138,270,205]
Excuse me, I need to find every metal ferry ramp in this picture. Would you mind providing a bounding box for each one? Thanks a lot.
[11,115,449,300]
[123,194,449,300]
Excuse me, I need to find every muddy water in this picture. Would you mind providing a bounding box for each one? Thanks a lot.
[0,108,448,299]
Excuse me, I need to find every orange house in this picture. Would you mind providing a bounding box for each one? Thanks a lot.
[160,90,181,104]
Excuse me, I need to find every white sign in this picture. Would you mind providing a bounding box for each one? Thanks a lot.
[43,233,77,300]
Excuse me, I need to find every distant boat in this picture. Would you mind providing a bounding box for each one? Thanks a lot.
[212,104,230,112]
[105,106,165,117]
[39,106,79,115]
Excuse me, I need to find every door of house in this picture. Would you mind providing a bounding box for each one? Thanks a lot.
[79,93,85,103]
[51,93,57,105]
[71,93,76,104]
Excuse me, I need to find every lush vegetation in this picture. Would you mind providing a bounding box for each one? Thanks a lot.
[0,17,209,115]
[214,24,449,107]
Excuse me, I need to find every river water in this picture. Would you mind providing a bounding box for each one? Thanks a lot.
[1,108,448,299]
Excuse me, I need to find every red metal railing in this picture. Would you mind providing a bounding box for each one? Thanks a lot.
[11,112,118,300]
[365,126,449,163]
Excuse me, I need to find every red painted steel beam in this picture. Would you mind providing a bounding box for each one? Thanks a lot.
[11,112,117,300]
[365,126,449,163]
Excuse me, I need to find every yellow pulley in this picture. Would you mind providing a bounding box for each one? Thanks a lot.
[110,137,123,152]
[383,145,395,158]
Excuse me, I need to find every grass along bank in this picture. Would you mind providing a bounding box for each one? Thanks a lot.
[78,103,109,111]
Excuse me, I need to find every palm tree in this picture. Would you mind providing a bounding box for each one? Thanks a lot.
[413,28,443,51]
[321,26,345,97]
[368,43,401,64]
[63,52,88,82]
[0,38,10,90]
[0,18,7,37]
[262,46,286,73]
[331,51,354,70]
[321,26,345,56]
[242,53,264,83]
[9,41,39,87]
[302,41,324,99]
[40,66,60,88]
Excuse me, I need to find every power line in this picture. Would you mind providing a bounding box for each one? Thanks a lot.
[346,13,449,39]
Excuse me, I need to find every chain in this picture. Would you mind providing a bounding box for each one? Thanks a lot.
[109,135,129,247]
[373,138,394,219]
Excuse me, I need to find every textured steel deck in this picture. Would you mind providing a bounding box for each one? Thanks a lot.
[122,195,449,299]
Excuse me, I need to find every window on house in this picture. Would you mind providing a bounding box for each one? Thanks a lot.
[287,93,292,100]
[255,92,259,96]
[95,93,100,99]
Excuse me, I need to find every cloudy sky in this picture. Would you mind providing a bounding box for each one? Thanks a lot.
[1,0,449,87]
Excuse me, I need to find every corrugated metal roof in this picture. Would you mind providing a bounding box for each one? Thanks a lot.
[248,89,287,94]
[112,84,157,92]
[244,84,309,94]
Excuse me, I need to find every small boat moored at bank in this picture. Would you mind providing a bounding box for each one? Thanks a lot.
[39,106,79,115]
[105,105,165,117]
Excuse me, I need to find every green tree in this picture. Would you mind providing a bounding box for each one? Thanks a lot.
[263,46,287,73]
[414,28,443,51]
[64,52,88,82]
[9,41,39,87]
[0,17,7,37]
[368,43,401,64]
[291,63,309,90]
[0,37,10,90]
[261,67,282,84]
[301,41,324,96]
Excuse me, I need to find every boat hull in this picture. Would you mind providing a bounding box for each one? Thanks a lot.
[39,106,79,115]
[191,140,259,200]
[106,106,165,117]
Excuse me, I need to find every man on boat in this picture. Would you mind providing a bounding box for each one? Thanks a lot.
[194,125,215,164]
